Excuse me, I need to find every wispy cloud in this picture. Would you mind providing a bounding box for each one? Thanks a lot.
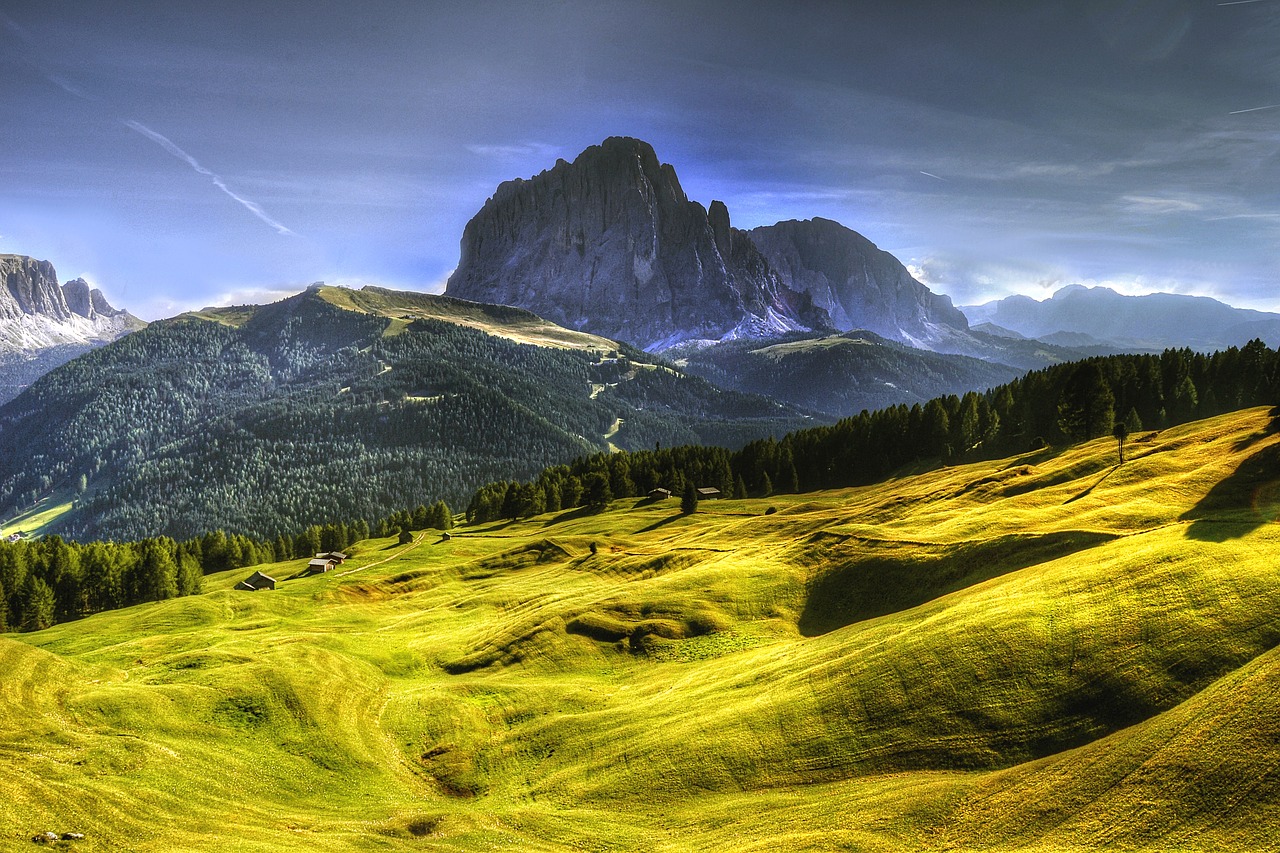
[1119,194,1202,215]
[123,120,294,236]
[466,142,562,161]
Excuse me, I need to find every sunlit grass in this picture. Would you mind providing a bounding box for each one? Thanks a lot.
[3,407,1280,851]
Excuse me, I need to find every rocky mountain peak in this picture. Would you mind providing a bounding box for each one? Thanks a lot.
[0,254,146,404]
[1,254,70,322]
[747,218,969,346]
[444,138,829,349]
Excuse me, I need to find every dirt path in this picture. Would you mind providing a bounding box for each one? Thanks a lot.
[334,532,426,577]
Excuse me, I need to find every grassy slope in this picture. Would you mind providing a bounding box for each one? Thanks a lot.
[318,286,620,352]
[4,408,1280,851]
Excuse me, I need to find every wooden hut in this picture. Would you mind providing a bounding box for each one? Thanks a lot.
[235,571,277,591]
[648,487,673,500]
[307,558,336,574]
[696,487,722,500]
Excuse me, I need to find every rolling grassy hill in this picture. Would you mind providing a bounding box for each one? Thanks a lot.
[4,407,1280,851]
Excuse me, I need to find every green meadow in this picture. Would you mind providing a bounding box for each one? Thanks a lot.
[5,407,1280,851]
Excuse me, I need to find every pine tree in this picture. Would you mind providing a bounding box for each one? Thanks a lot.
[136,540,178,602]
[681,481,698,515]
[21,574,55,632]
[1057,362,1115,441]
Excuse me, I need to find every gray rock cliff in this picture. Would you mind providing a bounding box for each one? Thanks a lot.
[0,255,70,321]
[0,255,145,404]
[444,137,829,349]
[747,218,969,345]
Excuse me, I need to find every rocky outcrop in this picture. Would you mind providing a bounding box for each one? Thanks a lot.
[0,255,70,322]
[0,255,145,404]
[445,137,830,349]
[747,218,969,346]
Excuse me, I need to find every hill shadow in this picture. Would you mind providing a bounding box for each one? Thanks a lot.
[798,529,1118,636]
[1183,439,1280,542]
[1064,465,1119,504]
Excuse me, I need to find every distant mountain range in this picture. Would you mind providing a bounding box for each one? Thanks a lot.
[964,285,1280,353]
[0,254,145,403]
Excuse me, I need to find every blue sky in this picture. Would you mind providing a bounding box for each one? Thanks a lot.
[2,0,1279,319]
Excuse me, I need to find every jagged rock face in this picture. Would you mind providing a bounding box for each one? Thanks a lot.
[61,277,97,319]
[0,256,145,404]
[0,255,70,322]
[748,218,969,345]
[445,137,828,349]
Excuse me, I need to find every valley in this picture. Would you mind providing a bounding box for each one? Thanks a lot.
[3,407,1278,851]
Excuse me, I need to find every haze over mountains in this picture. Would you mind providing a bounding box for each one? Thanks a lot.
[965,285,1280,353]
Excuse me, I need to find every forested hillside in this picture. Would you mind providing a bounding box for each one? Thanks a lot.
[0,287,813,541]
[468,340,1280,522]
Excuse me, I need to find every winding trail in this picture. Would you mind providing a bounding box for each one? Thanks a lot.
[334,533,426,577]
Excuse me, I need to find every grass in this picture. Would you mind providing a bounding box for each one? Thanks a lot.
[317,286,619,352]
[4,407,1280,850]
[1,490,77,538]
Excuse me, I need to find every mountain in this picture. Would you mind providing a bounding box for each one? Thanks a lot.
[0,254,145,403]
[748,217,969,347]
[440,138,1113,409]
[964,284,1280,352]
[5,407,1280,851]
[445,137,830,349]
[665,330,1023,417]
[0,285,816,541]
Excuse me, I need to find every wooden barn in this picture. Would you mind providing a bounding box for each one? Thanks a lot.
[307,558,336,574]
[648,487,672,500]
[315,551,348,564]
[235,571,277,591]
[696,487,722,500]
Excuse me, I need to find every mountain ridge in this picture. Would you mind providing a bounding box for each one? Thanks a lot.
[0,254,145,404]
[964,284,1280,352]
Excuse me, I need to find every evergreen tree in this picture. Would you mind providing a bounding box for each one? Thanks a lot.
[1123,407,1144,434]
[681,481,698,515]
[176,551,202,596]
[136,540,179,602]
[1057,362,1115,441]
[21,574,55,632]
[584,472,612,509]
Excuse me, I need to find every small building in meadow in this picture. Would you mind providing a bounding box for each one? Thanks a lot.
[315,551,348,564]
[648,487,672,500]
[307,558,336,574]
[696,487,722,500]
[235,571,277,591]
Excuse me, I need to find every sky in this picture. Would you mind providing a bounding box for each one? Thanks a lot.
[2,0,1279,320]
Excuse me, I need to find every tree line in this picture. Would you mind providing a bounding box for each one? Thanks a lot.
[467,341,1280,522]
[0,499,453,633]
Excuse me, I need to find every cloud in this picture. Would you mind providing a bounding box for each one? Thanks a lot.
[123,120,295,236]
[1118,195,1203,215]
[466,142,563,161]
